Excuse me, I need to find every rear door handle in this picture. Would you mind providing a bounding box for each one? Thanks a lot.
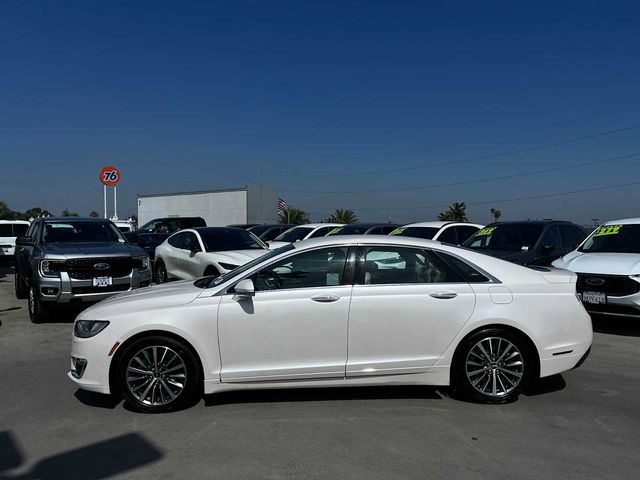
[429,291,458,299]
[311,294,340,303]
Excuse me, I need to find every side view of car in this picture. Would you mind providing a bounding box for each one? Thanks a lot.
[0,220,30,265]
[463,220,587,266]
[69,235,592,413]
[390,222,483,245]
[552,218,640,318]
[14,217,151,323]
[154,227,269,282]
[125,216,206,259]
[268,223,344,249]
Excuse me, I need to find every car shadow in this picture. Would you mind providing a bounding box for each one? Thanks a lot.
[204,385,443,407]
[523,374,566,397]
[0,430,162,480]
[74,390,121,410]
[592,315,640,337]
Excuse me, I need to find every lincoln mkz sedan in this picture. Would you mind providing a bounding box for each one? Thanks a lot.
[69,236,592,412]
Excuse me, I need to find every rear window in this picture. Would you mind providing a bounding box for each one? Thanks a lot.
[0,224,28,236]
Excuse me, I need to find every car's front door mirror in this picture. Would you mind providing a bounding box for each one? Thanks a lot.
[539,244,555,253]
[234,279,255,298]
[15,236,34,246]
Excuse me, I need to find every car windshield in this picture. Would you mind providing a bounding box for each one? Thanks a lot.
[273,227,313,242]
[194,244,295,288]
[578,224,640,253]
[248,225,271,236]
[390,226,440,240]
[327,225,371,235]
[199,229,266,251]
[462,225,543,251]
[42,221,125,243]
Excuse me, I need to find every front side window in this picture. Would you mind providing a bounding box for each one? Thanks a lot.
[579,224,640,254]
[183,232,201,251]
[273,227,313,242]
[560,225,585,249]
[541,226,561,249]
[253,247,349,291]
[361,247,463,285]
[308,226,335,238]
[139,219,163,233]
[437,227,457,244]
[390,226,440,240]
[42,221,124,243]
[168,232,187,249]
[199,229,266,252]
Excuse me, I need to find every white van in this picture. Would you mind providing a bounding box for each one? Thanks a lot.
[0,220,30,264]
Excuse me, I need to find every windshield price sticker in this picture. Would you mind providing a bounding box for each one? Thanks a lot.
[329,227,342,235]
[475,227,497,237]
[390,227,406,235]
[594,225,622,237]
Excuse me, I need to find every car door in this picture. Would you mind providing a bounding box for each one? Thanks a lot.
[163,232,187,278]
[217,246,353,382]
[347,245,475,377]
[180,231,205,279]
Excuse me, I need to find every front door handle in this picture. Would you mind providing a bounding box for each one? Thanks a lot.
[429,291,458,299]
[311,294,340,303]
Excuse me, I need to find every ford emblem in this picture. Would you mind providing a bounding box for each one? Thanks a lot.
[586,277,605,286]
[94,263,110,271]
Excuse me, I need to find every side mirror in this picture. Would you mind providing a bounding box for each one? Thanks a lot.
[234,279,255,298]
[15,236,34,246]
[540,244,555,253]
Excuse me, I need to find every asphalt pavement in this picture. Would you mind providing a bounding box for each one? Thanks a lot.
[0,264,639,480]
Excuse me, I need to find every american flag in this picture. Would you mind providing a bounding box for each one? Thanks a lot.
[277,198,287,215]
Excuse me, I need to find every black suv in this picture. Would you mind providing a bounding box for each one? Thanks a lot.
[14,217,151,322]
[462,220,588,266]
[124,217,206,259]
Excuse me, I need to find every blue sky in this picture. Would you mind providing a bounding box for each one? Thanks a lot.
[1,0,639,224]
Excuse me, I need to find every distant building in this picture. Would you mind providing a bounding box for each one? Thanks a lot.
[137,185,278,227]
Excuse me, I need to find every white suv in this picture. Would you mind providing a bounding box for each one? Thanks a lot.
[0,220,30,265]
[553,218,640,318]
[390,221,483,245]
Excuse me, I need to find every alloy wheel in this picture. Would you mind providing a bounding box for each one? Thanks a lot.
[126,346,187,407]
[465,337,524,398]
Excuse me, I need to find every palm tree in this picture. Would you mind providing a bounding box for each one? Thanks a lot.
[24,207,52,219]
[326,208,358,224]
[279,206,310,225]
[490,208,502,222]
[438,202,468,222]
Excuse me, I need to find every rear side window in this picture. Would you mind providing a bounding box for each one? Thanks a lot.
[437,227,457,244]
[168,232,187,249]
[309,226,334,238]
[434,251,490,283]
[560,225,585,249]
[455,226,480,243]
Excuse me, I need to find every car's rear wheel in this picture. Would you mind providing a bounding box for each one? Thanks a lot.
[452,328,535,403]
[28,286,51,323]
[154,260,168,284]
[117,335,201,413]
[14,270,28,299]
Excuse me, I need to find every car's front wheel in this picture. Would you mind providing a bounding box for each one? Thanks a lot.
[154,259,168,284]
[117,335,201,413]
[28,286,51,323]
[452,328,535,403]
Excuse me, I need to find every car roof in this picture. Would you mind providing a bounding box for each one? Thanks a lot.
[338,223,397,228]
[291,223,344,228]
[40,217,111,223]
[192,227,247,233]
[403,221,483,228]
[0,220,30,224]
[483,220,578,226]
[603,218,640,225]
[290,234,446,250]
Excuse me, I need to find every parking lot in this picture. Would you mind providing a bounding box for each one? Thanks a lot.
[0,264,639,480]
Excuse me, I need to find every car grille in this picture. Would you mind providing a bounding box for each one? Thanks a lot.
[66,257,133,280]
[71,284,131,295]
[576,273,640,297]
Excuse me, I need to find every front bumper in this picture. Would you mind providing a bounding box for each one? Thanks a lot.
[68,330,117,395]
[580,293,640,318]
[39,268,152,304]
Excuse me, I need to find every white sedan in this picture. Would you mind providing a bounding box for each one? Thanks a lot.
[154,227,269,282]
[268,223,343,249]
[69,235,592,412]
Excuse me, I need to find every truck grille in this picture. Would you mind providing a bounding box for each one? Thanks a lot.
[71,284,131,294]
[576,273,640,297]
[66,257,133,280]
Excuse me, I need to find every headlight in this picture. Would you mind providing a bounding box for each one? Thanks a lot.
[218,262,239,271]
[74,320,110,338]
[135,256,150,271]
[630,274,640,283]
[40,259,65,277]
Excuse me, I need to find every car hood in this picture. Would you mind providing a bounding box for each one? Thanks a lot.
[44,242,145,257]
[268,241,290,250]
[203,249,269,265]
[78,280,203,319]
[553,251,640,275]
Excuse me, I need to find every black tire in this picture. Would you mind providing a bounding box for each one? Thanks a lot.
[28,286,51,323]
[117,335,202,413]
[154,259,168,284]
[452,328,535,404]
[203,266,220,277]
[14,270,28,299]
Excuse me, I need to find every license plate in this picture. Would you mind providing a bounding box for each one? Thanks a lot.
[92,276,113,287]
[581,291,607,304]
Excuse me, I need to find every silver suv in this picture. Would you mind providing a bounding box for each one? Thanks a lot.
[14,217,152,322]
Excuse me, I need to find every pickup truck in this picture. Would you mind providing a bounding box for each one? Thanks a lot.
[14,217,152,323]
